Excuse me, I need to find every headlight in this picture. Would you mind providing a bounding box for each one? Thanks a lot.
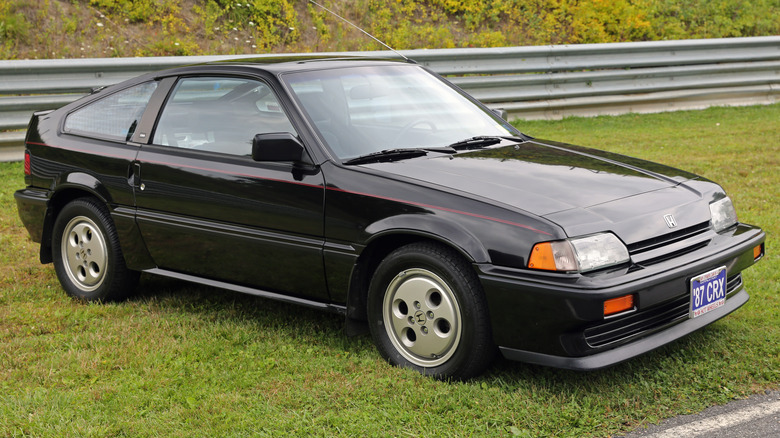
[529,233,629,273]
[709,196,738,232]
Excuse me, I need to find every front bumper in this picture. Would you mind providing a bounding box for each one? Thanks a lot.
[499,288,748,370]
[476,223,765,370]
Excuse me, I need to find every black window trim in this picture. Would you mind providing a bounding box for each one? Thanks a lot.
[60,80,164,145]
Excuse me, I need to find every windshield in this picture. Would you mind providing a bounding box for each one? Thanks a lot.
[282,64,519,160]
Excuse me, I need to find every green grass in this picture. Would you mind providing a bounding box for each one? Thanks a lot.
[1,104,778,437]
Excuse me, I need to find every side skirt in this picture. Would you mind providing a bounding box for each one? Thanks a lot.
[143,268,347,315]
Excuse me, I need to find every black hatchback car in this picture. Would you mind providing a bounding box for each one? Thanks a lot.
[15,57,765,379]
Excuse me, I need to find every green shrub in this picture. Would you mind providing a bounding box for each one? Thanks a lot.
[88,0,168,23]
[0,12,29,42]
[649,0,780,40]
[208,0,300,48]
[2,0,780,59]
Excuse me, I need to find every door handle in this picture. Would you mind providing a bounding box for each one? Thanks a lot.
[128,162,142,189]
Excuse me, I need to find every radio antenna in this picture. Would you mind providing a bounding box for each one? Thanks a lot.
[308,0,410,61]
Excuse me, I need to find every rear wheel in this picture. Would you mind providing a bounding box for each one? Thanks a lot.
[367,242,494,379]
[52,197,139,302]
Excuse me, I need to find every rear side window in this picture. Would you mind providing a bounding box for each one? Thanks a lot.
[64,81,158,141]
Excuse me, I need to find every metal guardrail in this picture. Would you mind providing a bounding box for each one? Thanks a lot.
[2,36,779,161]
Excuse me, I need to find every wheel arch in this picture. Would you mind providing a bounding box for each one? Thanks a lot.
[39,183,112,264]
[344,215,490,323]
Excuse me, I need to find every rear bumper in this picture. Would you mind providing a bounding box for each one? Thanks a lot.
[476,223,765,370]
[14,188,50,244]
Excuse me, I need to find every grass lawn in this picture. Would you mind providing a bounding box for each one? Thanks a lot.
[1,104,778,437]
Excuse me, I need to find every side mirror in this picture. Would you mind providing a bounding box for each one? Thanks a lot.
[252,132,305,162]
[491,108,508,120]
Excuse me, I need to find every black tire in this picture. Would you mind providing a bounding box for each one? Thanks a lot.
[367,242,495,379]
[51,197,139,302]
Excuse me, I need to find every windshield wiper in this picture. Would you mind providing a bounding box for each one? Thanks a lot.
[342,148,428,165]
[447,136,503,150]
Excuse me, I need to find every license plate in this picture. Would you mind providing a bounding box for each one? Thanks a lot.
[690,266,727,318]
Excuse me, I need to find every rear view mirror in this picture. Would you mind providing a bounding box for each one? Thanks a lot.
[252,132,305,162]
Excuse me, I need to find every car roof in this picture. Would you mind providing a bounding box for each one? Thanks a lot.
[159,55,417,77]
[88,56,421,93]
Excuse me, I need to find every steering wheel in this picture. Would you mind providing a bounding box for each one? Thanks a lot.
[392,120,437,147]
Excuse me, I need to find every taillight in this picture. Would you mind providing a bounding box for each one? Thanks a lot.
[24,150,31,176]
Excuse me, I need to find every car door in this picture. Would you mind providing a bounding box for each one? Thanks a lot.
[133,75,328,301]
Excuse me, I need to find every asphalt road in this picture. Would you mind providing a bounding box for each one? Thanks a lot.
[619,390,780,438]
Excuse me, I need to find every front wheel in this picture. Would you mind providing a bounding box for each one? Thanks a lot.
[52,197,139,302]
[367,242,494,379]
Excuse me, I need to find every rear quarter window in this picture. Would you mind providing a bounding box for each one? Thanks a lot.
[64,81,158,142]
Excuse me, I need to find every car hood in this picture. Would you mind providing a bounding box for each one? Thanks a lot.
[363,139,714,240]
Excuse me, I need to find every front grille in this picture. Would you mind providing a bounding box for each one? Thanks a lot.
[628,221,711,254]
[584,273,743,349]
[627,221,712,267]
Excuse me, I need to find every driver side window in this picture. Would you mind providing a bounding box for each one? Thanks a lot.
[153,77,296,156]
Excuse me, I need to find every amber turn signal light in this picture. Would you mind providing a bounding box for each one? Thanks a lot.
[753,244,764,261]
[604,294,634,317]
[528,242,557,271]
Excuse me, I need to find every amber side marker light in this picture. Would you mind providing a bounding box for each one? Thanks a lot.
[754,243,764,261]
[604,294,634,317]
